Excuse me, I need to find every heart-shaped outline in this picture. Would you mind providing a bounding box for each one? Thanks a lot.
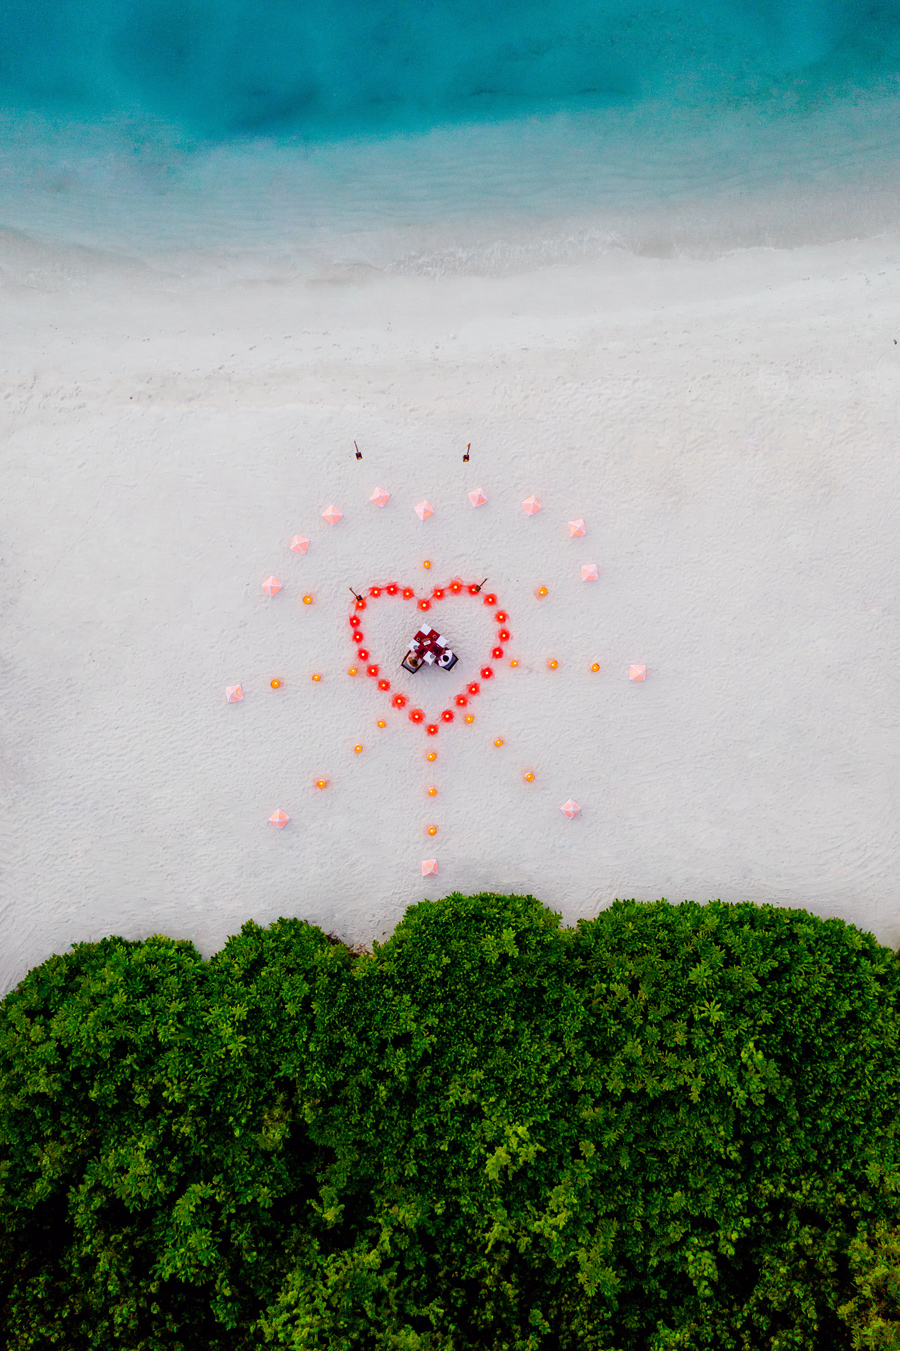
[347,579,510,735]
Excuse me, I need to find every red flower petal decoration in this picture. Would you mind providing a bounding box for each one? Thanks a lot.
[346,581,510,736]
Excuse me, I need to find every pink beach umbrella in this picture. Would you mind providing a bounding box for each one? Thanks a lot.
[322,505,343,525]
[560,799,581,819]
[468,487,487,507]
[630,665,647,682]
[568,519,586,536]
[370,487,391,507]
[269,809,290,828]
[291,536,309,554]
[581,563,599,582]
[522,495,541,515]
[225,685,243,703]
[421,858,439,876]
[415,501,434,521]
[262,576,283,596]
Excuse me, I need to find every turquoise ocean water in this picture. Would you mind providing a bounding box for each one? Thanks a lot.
[2,0,900,272]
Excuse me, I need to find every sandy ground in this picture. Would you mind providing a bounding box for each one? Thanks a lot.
[2,229,900,992]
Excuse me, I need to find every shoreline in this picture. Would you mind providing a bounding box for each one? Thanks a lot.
[7,88,900,275]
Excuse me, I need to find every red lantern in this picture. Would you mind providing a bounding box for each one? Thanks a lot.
[369,586,381,597]
[450,581,463,593]
[366,665,379,677]
[483,593,497,606]
[418,599,431,611]
[378,679,390,690]
[349,615,360,627]
[410,708,425,723]
[492,647,503,659]
[433,588,444,599]
[386,584,399,595]
[357,649,369,661]
[440,709,454,722]
[426,724,439,736]
[467,682,480,696]
[495,611,508,623]
[455,694,468,707]
[402,587,414,599]
[355,597,366,610]
[392,694,407,708]
[354,631,365,643]
[498,629,510,642]
[481,667,494,679]
[468,584,480,595]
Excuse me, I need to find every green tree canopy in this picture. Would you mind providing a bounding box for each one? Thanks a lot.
[1,896,898,1349]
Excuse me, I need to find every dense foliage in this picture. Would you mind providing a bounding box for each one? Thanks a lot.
[1,895,899,1349]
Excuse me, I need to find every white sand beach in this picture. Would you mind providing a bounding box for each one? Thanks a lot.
[3,223,900,992]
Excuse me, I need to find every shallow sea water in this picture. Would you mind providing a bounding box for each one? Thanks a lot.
[2,0,900,272]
